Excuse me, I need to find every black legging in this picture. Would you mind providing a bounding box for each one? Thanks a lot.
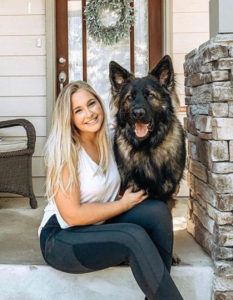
[40,199,183,300]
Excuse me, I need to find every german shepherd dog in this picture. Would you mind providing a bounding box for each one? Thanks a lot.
[109,55,186,209]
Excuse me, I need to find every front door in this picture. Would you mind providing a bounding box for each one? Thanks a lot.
[55,0,163,103]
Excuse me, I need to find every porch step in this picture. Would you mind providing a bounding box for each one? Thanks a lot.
[0,197,214,300]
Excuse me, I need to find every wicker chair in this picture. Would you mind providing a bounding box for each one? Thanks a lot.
[0,119,37,209]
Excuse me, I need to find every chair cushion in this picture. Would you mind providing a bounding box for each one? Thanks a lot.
[0,138,27,152]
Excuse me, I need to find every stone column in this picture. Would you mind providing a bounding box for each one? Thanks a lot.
[184,1,233,299]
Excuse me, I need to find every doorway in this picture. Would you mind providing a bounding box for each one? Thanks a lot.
[55,0,163,103]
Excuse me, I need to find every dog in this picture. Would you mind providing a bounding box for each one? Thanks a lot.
[109,55,186,210]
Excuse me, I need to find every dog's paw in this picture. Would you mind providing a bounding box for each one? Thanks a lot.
[172,253,181,265]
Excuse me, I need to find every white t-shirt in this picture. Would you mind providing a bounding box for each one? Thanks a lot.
[38,144,121,237]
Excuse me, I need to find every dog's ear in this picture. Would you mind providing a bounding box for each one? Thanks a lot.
[109,61,134,92]
[149,55,175,91]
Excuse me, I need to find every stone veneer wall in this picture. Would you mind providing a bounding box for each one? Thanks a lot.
[184,34,233,299]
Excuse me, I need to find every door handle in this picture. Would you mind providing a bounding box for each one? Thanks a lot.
[59,57,66,64]
[58,71,67,91]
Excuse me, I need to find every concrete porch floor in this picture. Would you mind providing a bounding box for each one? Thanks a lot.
[0,196,214,300]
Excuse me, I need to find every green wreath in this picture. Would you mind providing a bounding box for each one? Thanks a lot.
[84,0,135,45]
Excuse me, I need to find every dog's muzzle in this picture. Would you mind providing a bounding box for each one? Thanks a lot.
[130,107,153,139]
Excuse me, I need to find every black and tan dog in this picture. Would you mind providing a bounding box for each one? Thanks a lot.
[109,55,186,209]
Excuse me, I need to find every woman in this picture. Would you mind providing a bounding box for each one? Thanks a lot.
[39,81,183,300]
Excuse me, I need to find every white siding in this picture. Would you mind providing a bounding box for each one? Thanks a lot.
[173,0,209,106]
[172,0,210,197]
[173,0,209,13]
[0,77,46,96]
[0,0,45,15]
[0,0,46,198]
[0,15,45,35]
[0,56,46,76]
[173,13,209,33]
[0,36,46,55]
[0,97,46,116]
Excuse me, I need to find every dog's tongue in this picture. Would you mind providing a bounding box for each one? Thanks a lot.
[135,123,149,138]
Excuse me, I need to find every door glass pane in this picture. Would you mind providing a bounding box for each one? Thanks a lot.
[68,0,83,82]
[134,0,148,76]
[86,28,130,112]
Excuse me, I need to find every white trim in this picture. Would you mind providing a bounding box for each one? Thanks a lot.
[45,0,56,135]
[209,0,219,38]
[163,0,173,58]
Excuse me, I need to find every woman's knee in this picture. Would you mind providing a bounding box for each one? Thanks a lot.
[141,199,172,226]
[118,223,151,249]
[119,222,147,237]
[138,200,173,251]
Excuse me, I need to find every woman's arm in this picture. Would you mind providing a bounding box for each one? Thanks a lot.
[54,165,147,226]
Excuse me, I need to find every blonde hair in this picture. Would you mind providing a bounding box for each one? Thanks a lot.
[44,81,111,200]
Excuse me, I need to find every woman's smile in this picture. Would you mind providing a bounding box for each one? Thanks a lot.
[85,116,98,125]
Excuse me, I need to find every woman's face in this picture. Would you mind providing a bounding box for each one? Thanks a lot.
[71,89,104,135]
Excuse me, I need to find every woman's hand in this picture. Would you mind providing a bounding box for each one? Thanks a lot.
[119,186,148,211]
[172,184,180,199]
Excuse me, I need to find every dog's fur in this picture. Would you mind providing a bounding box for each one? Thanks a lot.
[109,55,186,207]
